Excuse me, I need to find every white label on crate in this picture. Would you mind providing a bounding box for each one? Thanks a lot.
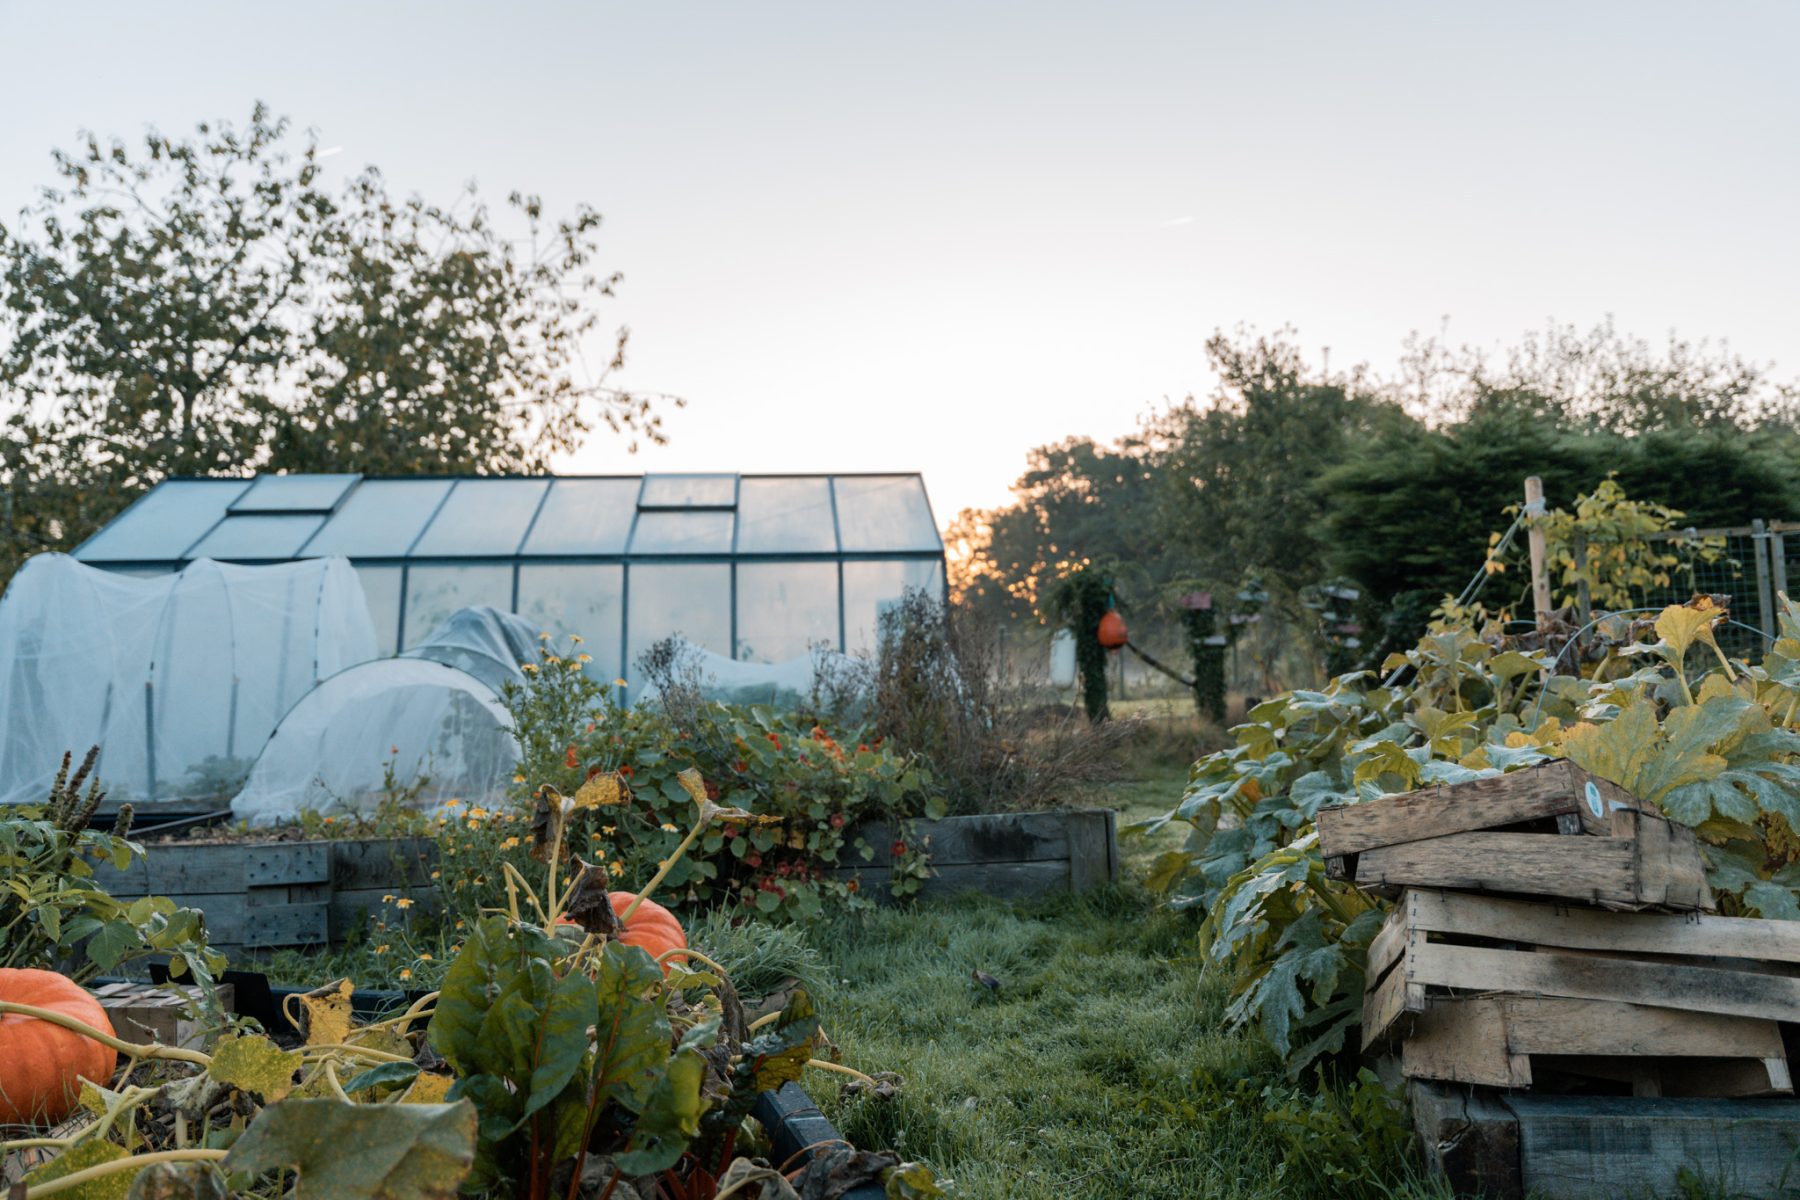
[1585,780,1605,819]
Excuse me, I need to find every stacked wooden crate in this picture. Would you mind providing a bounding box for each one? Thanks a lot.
[1319,761,1800,1197]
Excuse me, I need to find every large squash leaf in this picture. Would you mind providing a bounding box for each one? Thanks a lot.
[224,1099,476,1199]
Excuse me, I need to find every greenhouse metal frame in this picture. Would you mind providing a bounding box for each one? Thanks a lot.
[71,472,948,685]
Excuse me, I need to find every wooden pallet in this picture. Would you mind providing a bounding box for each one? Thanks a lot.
[1411,1081,1800,1199]
[1363,888,1800,1052]
[1400,994,1790,1097]
[1321,763,1710,911]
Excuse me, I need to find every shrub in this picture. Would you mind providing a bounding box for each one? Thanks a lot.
[490,636,938,922]
[1,748,224,989]
[860,589,1140,814]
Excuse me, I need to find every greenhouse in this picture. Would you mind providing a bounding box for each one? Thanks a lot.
[69,472,948,683]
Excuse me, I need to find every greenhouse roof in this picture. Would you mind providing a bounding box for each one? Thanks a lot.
[73,473,944,565]
[72,473,947,675]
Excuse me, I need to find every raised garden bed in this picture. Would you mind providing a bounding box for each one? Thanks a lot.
[92,808,1118,953]
[832,807,1118,902]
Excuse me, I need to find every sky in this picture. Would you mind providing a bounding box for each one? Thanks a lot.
[1,2,1796,525]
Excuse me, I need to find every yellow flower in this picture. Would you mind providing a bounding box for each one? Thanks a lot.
[545,654,562,665]
[455,918,466,930]
[522,663,539,674]
[513,774,525,783]
[660,822,679,833]
[375,944,390,955]
[430,870,441,880]
[417,952,434,962]
[570,634,584,645]
[613,678,628,688]
[399,968,413,981]
[501,836,521,850]
[590,831,602,841]
[611,860,624,875]
[576,653,592,664]
[382,894,395,904]
[395,897,415,910]
[468,806,490,820]
[538,631,552,641]
[467,820,482,830]
[444,798,461,809]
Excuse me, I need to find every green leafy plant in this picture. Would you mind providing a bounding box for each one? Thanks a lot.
[0,748,224,988]
[1152,596,1800,1073]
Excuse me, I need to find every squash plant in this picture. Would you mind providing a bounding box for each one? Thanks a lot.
[0,769,940,1199]
[1151,598,1800,1074]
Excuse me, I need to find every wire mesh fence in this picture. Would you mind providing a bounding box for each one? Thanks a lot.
[1640,526,1769,661]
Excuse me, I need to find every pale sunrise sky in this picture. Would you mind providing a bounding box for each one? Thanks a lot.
[2,2,1795,525]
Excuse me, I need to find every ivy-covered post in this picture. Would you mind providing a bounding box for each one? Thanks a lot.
[1180,591,1228,723]
[1047,566,1114,723]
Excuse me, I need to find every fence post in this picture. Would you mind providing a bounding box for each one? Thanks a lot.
[1753,518,1775,639]
[1524,477,1552,631]
[1571,528,1591,627]
[1774,527,1790,615]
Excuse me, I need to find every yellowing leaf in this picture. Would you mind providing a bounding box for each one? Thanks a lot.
[23,1138,130,1200]
[1655,600,1722,663]
[574,774,624,808]
[675,767,708,806]
[208,1034,303,1102]
[299,979,355,1047]
[401,1072,456,1105]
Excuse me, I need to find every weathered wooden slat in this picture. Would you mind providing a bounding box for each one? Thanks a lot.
[1317,761,1622,858]
[1401,995,1787,1094]
[1505,1094,1800,1199]
[97,842,334,896]
[1403,889,1800,963]
[1410,940,1800,1024]
[1409,1081,1523,1199]
[1356,831,1639,903]
[328,887,441,940]
[1364,903,1410,988]
[331,839,438,890]
[829,859,1072,903]
[1617,807,1713,909]
[1361,945,1426,1051]
[158,891,328,947]
[848,810,1102,866]
[1064,810,1117,891]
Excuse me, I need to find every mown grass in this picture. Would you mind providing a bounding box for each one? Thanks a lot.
[799,762,1448,1200]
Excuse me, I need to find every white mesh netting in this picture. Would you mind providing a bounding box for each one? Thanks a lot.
[0,554,378,807]
[229,606,537,824]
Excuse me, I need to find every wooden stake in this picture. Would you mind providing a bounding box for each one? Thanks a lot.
[1525,476,1551,630]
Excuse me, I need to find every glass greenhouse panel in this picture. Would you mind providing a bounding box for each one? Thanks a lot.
[832,476,941,552]
[520,478,639,555]
[229,474,359,513]
[735,477,837,553]
[517,564,624,681]
[302,479,454,558]
[624,563,730,682]
[188,514,325,560]
[355,565,404,657]
[403,564,513,649]
[736,562,839,662]
[74,480,250,562]
[628,510,735,555]
[638,473,737,509]
[842,559,945,655]
[411,479,549,557]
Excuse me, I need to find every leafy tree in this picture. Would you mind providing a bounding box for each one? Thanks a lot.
[0,104,671,583]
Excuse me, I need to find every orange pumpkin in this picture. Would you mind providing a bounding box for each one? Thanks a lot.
[0,969,118,1127]
[1097,609,1128,649]
[608,892,688,971]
